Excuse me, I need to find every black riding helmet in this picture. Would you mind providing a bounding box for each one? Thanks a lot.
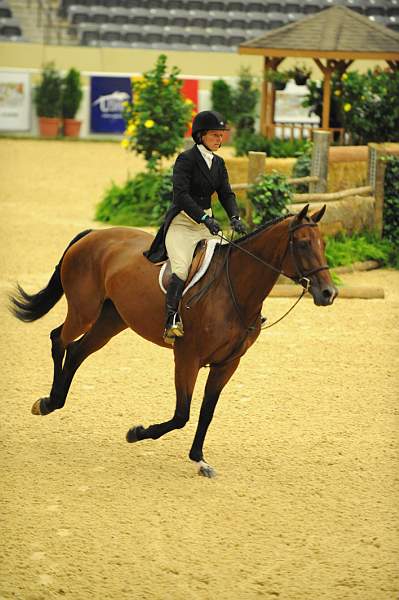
[191,110,229,144]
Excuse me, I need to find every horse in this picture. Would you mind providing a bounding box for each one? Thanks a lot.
[10,203,337,477]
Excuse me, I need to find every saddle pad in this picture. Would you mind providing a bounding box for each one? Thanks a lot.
[159,239,222,296]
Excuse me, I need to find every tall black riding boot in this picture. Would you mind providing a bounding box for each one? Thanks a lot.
[164,274,185,345]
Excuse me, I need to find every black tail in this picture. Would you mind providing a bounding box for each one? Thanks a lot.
[10,229,93,323]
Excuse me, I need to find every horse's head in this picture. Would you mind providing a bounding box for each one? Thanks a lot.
[283,204,338,306]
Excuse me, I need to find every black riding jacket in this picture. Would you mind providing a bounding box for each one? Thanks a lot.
[144,145,239,263]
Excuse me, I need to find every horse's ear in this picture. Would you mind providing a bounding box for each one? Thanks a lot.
[294,204,309,222]
[311,204,326,223]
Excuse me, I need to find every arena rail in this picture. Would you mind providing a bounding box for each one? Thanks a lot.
[230,133,394,238]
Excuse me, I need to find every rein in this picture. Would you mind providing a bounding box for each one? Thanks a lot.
[219,219,329,332]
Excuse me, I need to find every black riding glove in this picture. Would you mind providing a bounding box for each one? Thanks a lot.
[230,216,247,235]
[203,216,221,236]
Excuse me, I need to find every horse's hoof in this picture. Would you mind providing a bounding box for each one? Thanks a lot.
[197,461,216,478]
[31,398,44,415]
[31,398,53,416]
[126,425,145,443]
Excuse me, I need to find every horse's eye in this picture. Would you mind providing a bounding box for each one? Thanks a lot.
[297,239,310,250]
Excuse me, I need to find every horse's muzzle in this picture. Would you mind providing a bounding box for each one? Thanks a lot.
[310,283,338,306]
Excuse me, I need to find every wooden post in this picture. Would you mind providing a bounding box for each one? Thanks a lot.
[309,129,330,193]
[246,151,266,227]
[261,57,284,138]
[322,69,331,130]
[368,143,386,237]
[374,156,386,238]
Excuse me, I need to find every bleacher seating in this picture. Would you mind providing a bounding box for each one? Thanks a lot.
[0,0,12,18]
[0,1,25,40]
[0,16,23,39]
[59,0,398,51]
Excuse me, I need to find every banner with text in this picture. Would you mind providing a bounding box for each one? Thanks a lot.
[90,76,132,134]
[0,71,31,131]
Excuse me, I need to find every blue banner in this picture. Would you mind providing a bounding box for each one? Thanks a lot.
[90,76,132,134]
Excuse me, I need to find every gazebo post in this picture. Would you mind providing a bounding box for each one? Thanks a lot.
[314,59,353,131]
[261,56,284,138]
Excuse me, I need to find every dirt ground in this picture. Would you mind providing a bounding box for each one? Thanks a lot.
[0,139,398,600]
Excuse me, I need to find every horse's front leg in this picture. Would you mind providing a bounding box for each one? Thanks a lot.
[189,358,241,478]
[126,347,199,444]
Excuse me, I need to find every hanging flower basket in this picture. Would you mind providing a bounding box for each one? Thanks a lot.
[265,70,289,91]
[289,65,312,86]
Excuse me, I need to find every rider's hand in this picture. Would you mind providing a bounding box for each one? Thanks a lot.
[230,216,247,235]
[203,216,221,236]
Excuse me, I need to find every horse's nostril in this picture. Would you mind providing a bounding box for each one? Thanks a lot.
[322,288,332,299]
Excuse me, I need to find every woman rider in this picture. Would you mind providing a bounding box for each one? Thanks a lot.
[144,110,246,344]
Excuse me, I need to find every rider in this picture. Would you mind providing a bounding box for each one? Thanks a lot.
[143,110,246,344]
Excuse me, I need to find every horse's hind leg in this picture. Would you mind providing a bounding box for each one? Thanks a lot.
[31,324,65,415]
[189,358,241,478]
[33,300,127,416]
[126,347,199,445]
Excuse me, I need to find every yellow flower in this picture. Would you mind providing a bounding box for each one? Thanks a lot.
[122,101,129,107]
[131,75,143,83]
[121,138,129,149]
[127,123,136,135]
[185,98,194,105]
[144,119,155,128]
[343,103,352,112]
[342,73,348,81]
[334,89,341,96]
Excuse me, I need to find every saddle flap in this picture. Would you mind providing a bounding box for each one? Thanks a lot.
[159,239,220,295]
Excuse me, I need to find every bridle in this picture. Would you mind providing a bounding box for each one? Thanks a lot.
[221,219,329,291]
[284,221,330,292]
[219,218,330,332]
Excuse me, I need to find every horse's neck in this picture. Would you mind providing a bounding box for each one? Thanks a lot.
[228,219,290,317]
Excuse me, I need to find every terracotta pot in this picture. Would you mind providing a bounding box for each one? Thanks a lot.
[38,117,61,138]
[63,118,81,138]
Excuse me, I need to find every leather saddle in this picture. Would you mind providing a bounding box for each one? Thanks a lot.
[160,240,208,292]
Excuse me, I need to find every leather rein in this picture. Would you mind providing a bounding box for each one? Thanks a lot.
[220,219,329,332]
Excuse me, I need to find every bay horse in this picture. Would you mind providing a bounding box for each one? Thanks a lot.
[11,204,337,477]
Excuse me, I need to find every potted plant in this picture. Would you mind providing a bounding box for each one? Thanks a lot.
[34,62,63,137]
[289,64,312,86]
[62,68,83,137]
[265,70,290,91]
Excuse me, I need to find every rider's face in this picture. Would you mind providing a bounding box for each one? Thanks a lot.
[201,130,224,151]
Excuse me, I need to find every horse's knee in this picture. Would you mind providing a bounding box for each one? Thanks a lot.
[174,414,189,429]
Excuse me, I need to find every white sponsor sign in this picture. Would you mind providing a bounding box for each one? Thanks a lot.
[0,71,31,131]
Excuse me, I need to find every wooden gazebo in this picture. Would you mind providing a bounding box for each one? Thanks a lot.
[239,6,399,139]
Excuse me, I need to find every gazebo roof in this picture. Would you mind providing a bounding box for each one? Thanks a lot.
[239,6,399,60]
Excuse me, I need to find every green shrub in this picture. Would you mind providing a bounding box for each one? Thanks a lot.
[62,68,83,119]
[248,172,292,228]
[211,79,234,124]
[383,155,399,264]
[325,232,396,268]
[121,55,193,171]
[95,169,172,227]
[231,67,259,133]
[302,68,399,144]
[234,131,308,157]
[34,62,63,118]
